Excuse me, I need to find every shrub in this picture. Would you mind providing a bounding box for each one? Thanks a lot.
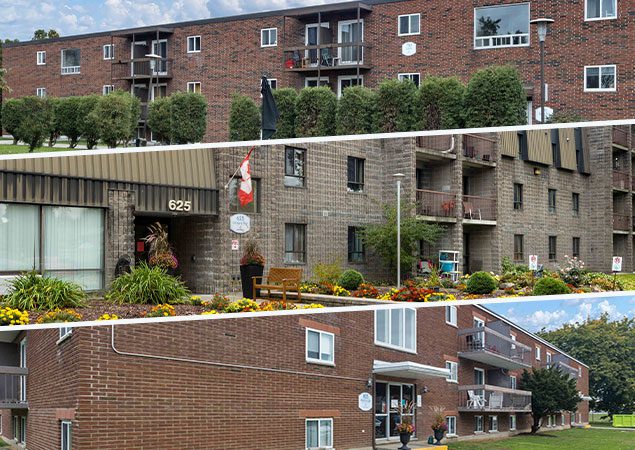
[465,271,498,294]
[57,96,86,148]
[36,308,82,324]
[229,94,260,141]
[338,269,364,290]
[294,86,337,137]
[585,273,623,291]
[532,277,572,296]
[3,272,86,311]
[271,88,297,139]
[147,96,172,144]
[313,261,344,286]
[15,96,52,151]
[464,66,527,128]
[375,78,418,133]
[169,91,207,144]
[89,90,140,148]
[240,241,265,266]
[547,110,584,124]
[224,298,260,313]
[336,85,377,135]
[106,263,190,305]
[0,307,29,326]
[558,256,588,287]
[145,304,176,318]
[1,98,23,144]
[209,293,232,311]
[417,76,465,130]
[77,95,100,149]
[46,97,62,146]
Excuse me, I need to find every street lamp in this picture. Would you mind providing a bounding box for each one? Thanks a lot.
[394,173,406,288]
[144,52,162,143]
[530,18,554,124]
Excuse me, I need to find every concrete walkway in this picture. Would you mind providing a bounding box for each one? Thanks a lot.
[590,426,635,431]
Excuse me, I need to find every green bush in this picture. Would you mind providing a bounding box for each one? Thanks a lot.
[464,66,527,128]
[3,272,86,311]
[15,96,52,151]
[271,88,297,139]
[56,96,85,148]
[89,90,139,148]
[465,271,498,294]
[147,96,172,144]
[45,97,62,147]
[547,110,584,124]
[313,261,344,286]
[338,269,364,291]
[532,277,572,296]
[1,98,23,144]
[295,86,337,137]
[229,94,260,141]
[336,85,377,135]
[77,95,100,149]
[417,76,465,130]
[169,91,207,144]
[376,78,418,133]
[106,263,190,305]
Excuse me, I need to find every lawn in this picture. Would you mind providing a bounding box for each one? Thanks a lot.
[589,412,611,426]
[446,428,635,450]
[617,273,635,290]
[0,144,73,155]
[0,439,8,447]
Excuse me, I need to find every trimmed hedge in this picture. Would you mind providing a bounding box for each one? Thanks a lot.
[57,96,86,148]
[336,85,377,135]
[229,94,260,141]
[338,269,364,291]
[89,91,140,148]
[465,271,498,294]
[376,79,418,133]
[295,86,337,137]
[1,98,23,144]
[271,88,298,139]
[533,277,572,296]
[147,96,173,144]
[417,76,465,130]
[15,96,51,151]
[169,91,207,144]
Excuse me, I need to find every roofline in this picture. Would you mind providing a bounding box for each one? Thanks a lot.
[476,304,589,369]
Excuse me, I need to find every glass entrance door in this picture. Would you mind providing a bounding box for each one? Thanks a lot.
[375,382,415,439]
[338,20,363,64]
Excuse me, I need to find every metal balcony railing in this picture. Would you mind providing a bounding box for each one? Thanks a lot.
[613,170,630,190]
[613,214,630,231]
[613,126,629,148]
[458,326,532,369]
[545,361,578,379]
[463,195,496,221]
[458,384,532,412]
[112,58,173,80]
[463,134,496,162]
[416,190,456,218]
[283,42,371,71]
[415,135,455,153]
[0,370,27,408]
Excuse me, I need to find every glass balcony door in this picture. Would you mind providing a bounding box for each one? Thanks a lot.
[305,23,330,66]
[338,20,363,64]
[151,39,168,75]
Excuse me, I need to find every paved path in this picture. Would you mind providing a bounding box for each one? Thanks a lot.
[590,426,635,431]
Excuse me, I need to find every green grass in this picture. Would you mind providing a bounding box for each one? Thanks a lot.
[589,412,611,427]
[0,439,8,447]
[0,144,73,155]
[617,273,635,290]
[447,428,635,450]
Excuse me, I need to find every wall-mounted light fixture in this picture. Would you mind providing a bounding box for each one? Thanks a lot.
[366,378,373,389]
[421,386,429,394]
[534,168,542,176]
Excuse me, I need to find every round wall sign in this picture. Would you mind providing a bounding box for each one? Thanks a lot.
[402,42,417,56]
[358,392,373,411]
[230,214,251,234]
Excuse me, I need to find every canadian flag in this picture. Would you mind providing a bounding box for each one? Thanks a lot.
[237,148,254,206]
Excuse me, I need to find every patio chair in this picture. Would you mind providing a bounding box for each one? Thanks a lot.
[463,201,482,220]
[467,390,485,409]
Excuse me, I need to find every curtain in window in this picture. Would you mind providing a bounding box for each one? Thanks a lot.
[306,421,318,447]
[0,203,39,272]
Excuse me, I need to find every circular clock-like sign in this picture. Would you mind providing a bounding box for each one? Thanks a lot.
[402,42,417,56]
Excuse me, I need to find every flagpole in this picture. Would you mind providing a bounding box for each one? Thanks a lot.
[224,146,255,190]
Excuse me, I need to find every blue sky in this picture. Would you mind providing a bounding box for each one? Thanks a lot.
[0,0,329,41]
[486,294,635,333]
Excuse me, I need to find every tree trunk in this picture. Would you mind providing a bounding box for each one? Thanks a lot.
[531,415,542,434]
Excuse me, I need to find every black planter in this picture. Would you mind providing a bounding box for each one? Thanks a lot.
[433,429,445,444]
[398,432,411,450]
[240,264,264,299]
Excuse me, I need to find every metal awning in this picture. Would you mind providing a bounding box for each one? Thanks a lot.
[0,331,19,343]
[373,360,450,380]
[283,1,372,18]
[579,393,592,401]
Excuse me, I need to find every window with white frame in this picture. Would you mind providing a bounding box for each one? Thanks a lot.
[489,415,498,432]
[187,81,201,93]
[103,44,114,60]
[535,346,541,361]
[375,308,416,352]
[584,65,616,92]
[261,28,278,47]
[511,334,517,350]
[474,415,484,433]
[337,75,363,97]
[561,414,565,426]
[36,51,46,65]
[585,0,617,20]
[306,418,333,449]
[19,339,26,403]
[474,4,530,49]
[445,305,457,327]
[446,416,457,436]
[61,420,71,450]
[510,375,517,390]
[510,415,517,430]
[305,77,329,88]
[59,326,72,342]
[306,328,335,365]
[187,35,201,53]
[102,85,114,95]
[445,361,458,383]
[398,13,420,36]
[578,366,582,378]
[398,73,421,87]
[546,352,552,366]
[547,414,553,427]
[19,416,26,444]
[36,88,47,98]
[61,48,81,74]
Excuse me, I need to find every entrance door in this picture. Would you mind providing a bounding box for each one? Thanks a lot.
[134,216,172,265]
[463,232,470,274]
[151,39,168,75]
[375,382,415,440]
[338,20,363,64]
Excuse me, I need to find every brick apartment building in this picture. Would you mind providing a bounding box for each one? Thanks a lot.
[1,0,633,142]
[0,124,633,293]
[0,303,591,449]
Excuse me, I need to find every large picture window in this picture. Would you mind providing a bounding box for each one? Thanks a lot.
[61,48,81,74]
[474,4,530,49]
[375,308,416,352]
[0,204,40,272]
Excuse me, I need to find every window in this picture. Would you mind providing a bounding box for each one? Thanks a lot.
[511,334,517,350]
[561,414,565,426]
[375,382,415,439]
[547,415,553,427]
[59,326,72,342]
[348,226,365,263]
[36,51,46,65]
[578,366,582,378]
[102,85,114,95]
[306,328,335,365]
[489,415,498,432]
[445,361,458,383]
[61,420,72,450]
[513,183,523,209]
[585,0,617,20]
[572,193,580,216]
[547,352,552,365]
[474,4,530,49]
[445,305,457,327]
[260,78,277,94]
[103,44,114,60]
[513,234,524,262]
[36,87,47,98]
[228,178,260,214]
[19,339,26,402]
[337,75,363,97]
[398,73,421,87]
[398,13,420,36]
[549,236,557,262]
[306,418,333,449]
[284,147,306,187]
[573,237,581,258]
[510,375,517,390]
[475,416,484,433]
[187,35,201,53]
[548,189,557,213]
[375,308,416,352]
[510,415,517,431]
[305,77,329,88]
[284,223,306,264]
[61,48,81,74]
[446,416,457,436]
[535,346,541,361]
[584,65,616,92]
[261,28,278,47]
[186,81,201,93]
[347,156,365,192]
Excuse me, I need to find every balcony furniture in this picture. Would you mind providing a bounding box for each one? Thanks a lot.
[467,390,485,409]
[463,201,482,220]
[439,250,460,282]
[489,393,503,409]
[465,146,476,158]
[252,267,303,302]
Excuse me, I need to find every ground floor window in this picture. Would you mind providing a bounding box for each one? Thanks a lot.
[398,73,420,87]
[510,415,516,430]
[347,226,365,263]
[61,420,71,450]
[475,415,484,432]
[561,414,565,426]
[337,75,363,97]
[305,77,329,88]
[446,416,457,436]
[375,382,415,439]
[489,415,498,432]
[306,418,333,449]
[284,223,306,264]
[13,415,26,444]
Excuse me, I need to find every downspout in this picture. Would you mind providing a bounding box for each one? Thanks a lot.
[441,136,456,154]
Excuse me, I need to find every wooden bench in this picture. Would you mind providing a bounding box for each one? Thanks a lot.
[253,267,303,302]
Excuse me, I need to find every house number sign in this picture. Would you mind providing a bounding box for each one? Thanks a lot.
[168,200,192,212]
[402,42,416,56]
[230,214,251,234]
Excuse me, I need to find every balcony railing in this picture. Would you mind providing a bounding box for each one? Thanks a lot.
[613,126,629,148]
[458,326,532,369]
[463,134,496,162]
[415,135,455,153]
[112,58,173,80]
[458,384,532,412]
[463,195,496,221]
[545,361,578,379]
[613,213,630,231]
[0,369,28,409]
[283,42,371,71]
[416,190,456,218]
[613,170,630,190]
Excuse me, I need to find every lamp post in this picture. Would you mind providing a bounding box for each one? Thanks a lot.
[530,18,554,124]
[144,52,162,143]
[394,173,405,288]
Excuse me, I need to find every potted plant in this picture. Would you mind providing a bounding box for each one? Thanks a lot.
[396,400,416,450]
[431,413,448,444]
[240,240,265,299]
[144,222,179,275]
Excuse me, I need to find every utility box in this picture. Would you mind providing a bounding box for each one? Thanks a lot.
[613,414,635,428]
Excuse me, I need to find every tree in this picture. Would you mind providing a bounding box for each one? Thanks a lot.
[147,96,172,144]
[464,65,527,128]
[362,201,444,274]
[169,91,207,144]
[57,96,87,148]
[375,78,418,133]
[520,366,581,433]
[538,315,635,418]
[417,76,465,130]
[32,29,59,40]
[1,98,22,144]
[336,85,377,135]
[15,96,52,151]
[295,86,337,137]
[229,94,260,141]
[271,88,297,139]
[78,95,101,149]
[89,91,139,148]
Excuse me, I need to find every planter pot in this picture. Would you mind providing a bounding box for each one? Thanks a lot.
[398,432,411,450]
[433,429,445,444]
[240,264,264,299]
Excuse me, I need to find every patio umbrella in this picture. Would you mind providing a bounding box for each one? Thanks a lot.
[261,76,279,140]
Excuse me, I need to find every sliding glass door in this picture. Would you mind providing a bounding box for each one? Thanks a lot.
[338,20,363,64]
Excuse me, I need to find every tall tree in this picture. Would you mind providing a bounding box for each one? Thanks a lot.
[32,29,59,40]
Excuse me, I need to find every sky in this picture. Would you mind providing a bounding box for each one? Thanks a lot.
[486,294,635,333]
[0,0,330,41]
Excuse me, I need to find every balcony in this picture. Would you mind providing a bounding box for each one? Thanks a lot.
[283,42,371,72]
[463,195,496,223]
[458,384,532,413]
[613,170,630,191]
[112,58,173,81]
[462,134,496,164]
[546,358,578,380]
[416,190,457,222]
[458,326,531,370]
[613,213,630,232]
[0,368,28,409]
[613,126,629,149]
